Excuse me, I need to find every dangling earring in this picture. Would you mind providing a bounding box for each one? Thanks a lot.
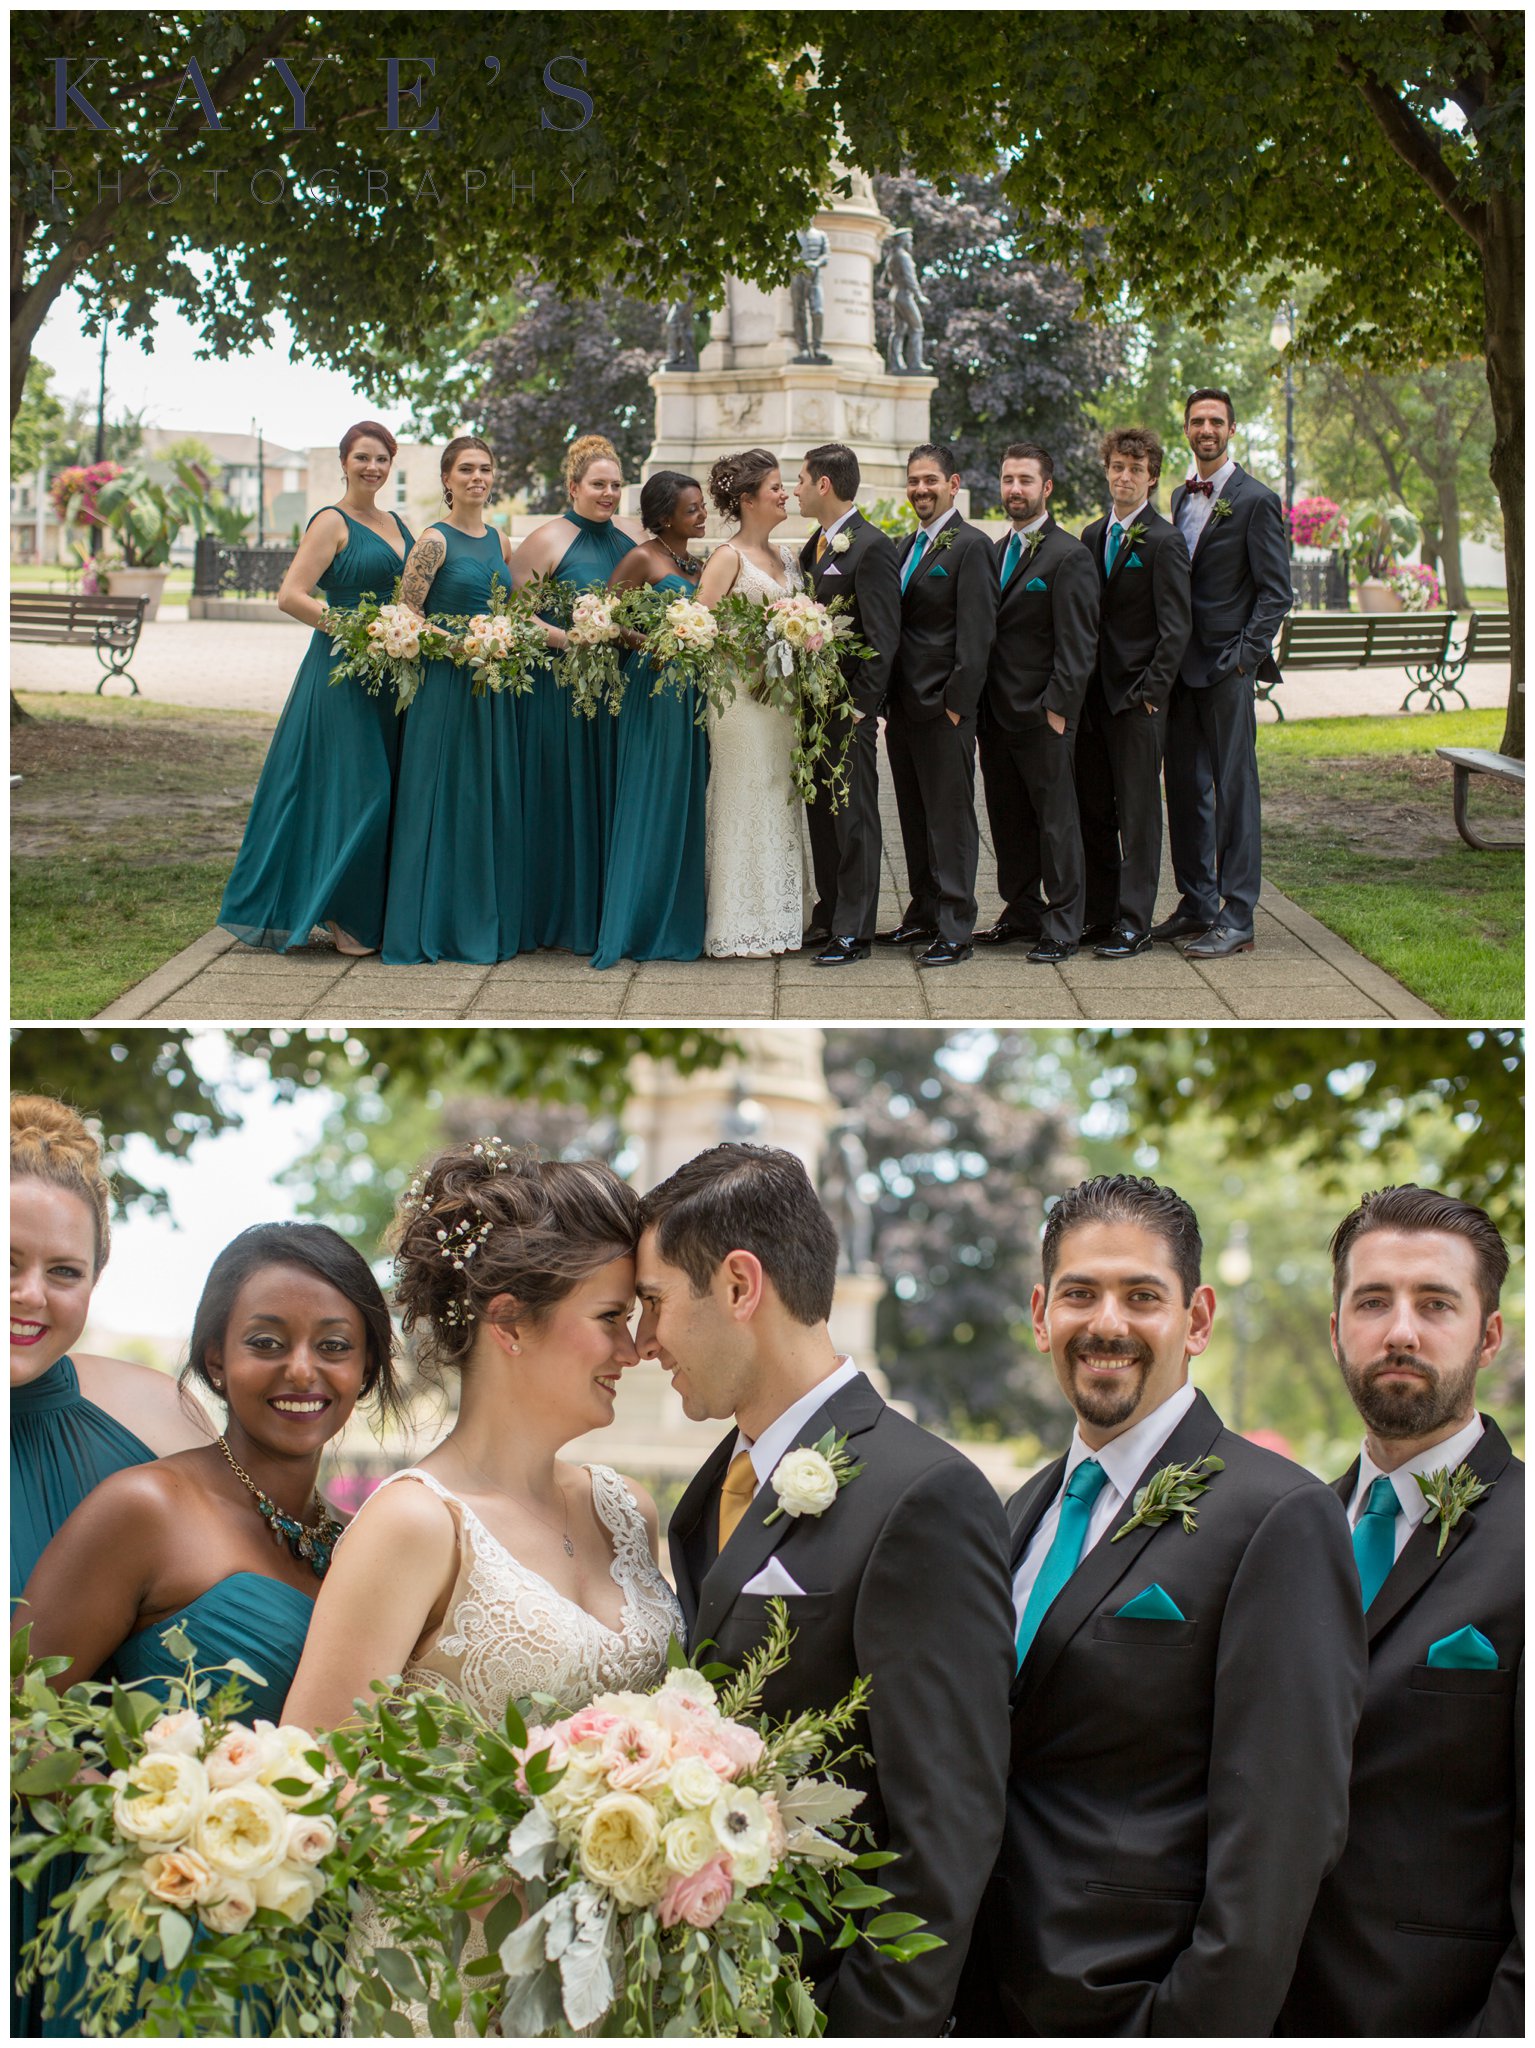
[443,485,453,507]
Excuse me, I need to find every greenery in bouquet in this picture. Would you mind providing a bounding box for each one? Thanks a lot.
[716,592,868,810]
[1386,561,1441,611]
[324,580,471,713]
[460,580,556,699]
[614,585,730,724]
[556,587,635,717]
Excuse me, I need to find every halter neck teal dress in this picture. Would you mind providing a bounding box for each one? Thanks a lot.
[592,570,708,968]
[12,1357,158,2038]
[382,522,524,963]
[519,511,635,952]
[219,507,413,952]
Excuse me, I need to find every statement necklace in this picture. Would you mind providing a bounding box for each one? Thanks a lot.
[659,538,703,579]
[218,1435,344,1577]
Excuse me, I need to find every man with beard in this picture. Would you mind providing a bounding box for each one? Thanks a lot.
[1278,1186,1523,2039]
[955,1174,1365,2038]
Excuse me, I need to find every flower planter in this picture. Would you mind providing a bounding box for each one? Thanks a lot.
[103,566,171,620]
[1355,578,1404,615]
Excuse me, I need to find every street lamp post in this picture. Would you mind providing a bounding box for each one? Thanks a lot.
[90,319,109,558]
[251,419,266,547]
[1268,302,1297,518]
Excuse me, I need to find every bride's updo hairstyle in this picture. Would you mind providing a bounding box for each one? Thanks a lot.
[564,434,620,498]
[389,1141,639,1376]
[11,1095,112,1274]
[708,449,779,524]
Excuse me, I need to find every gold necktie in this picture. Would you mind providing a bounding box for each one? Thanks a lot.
[717,1449,758,1550]
[815,530,829,563]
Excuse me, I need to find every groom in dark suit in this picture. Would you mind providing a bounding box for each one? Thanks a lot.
[1155,388,1293,957]
[880,443,999,967]
[636,1144,1014,2036]
[1278,1186,1522,2039]
[793,444,902,966]
[955,1174,1365,2038]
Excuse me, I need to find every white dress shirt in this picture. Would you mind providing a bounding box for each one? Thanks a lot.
[1176,454,1236,551]
[732,1357,862,1496]
[1104,500,1148,561]
[1347,1412,1484,1564]
[1011,1379,1199,1631]
[912,504,960,548]
[819,506,857,549]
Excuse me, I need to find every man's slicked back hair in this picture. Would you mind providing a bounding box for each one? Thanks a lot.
[1041,1174,1203,1303]
[637,1144,839,1326]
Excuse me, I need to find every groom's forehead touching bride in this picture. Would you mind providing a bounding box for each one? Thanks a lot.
[1033,1176,1217,1448]
[632,1144,840,1437]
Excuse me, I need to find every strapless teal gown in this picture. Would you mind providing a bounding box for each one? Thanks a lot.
[40,1575,317,2038]
[219,508,414,952]
[591,571,708,969]
[382,522,524,963]
[12,1357,157,2038]
[519,510,635,951]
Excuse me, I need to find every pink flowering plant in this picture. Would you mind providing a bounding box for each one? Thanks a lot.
[1386,561,1442,611]
[50,461,123,532]
[1287,496,1349,550]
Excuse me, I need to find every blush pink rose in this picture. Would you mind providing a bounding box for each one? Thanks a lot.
[713,1720,766,1775]
[601,1717,672,1791]
[658,1854,735,1930]
[562,1707,621,1748]
[514,1726,570,1794]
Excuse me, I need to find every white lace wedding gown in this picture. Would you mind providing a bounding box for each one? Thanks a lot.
[341,1464,683,2039]
[705,544,808,957]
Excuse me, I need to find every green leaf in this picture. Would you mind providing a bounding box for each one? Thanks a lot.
[158,1624,195,1663]
[224,1657,270,1687]
[881,1931,947,1960]
[831,1914,859,1950]
[373,1948,426,2001]
[157,1910,194,1971]
[848,1850,899,1869]
[482,1888,524,1953]
[502,1696,528,1749]
[666,1633,688,1670]
[14,1750,84,1795]
[864,1911,925,1938]
[830,1880,891,1910]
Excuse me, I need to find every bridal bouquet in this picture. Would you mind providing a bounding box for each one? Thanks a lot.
[324,583,469,713]
[461,595,554,700]
[557,589,630,716]
[718,592,869,809]
[610,587,728,723]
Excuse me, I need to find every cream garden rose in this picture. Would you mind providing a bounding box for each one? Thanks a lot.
[578,1791,661,1893]
[142,1709,204,1758]
[254,1722,330,1808]
[661,1809,721,1878]
[141,1846,217,1909]
[285,1811,338,1865]
[199,1878,257,1935]
[769,1447,840,1519]
[204,1723,278,1789]
[111,1751,209,1847]
[194,1782,289,1882]
[666,1754,725,1810]
[253,1864,324,1923]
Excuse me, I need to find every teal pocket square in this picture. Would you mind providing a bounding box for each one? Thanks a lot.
[931,563,949,576]
[1025,575,1048,592]
[1115,1584,1185,1621]
[1427,1625,1499,1670]
[1126,552,1144,569]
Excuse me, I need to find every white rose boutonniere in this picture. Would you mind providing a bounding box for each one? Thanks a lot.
[829,531,851,556]
[763,1429,864,1526]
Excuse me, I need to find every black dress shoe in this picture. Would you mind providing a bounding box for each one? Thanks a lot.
[1149,910,1214,944]
[1079,921,1118,947]
[801,924,831,950]
[812,935,870,965]
[1093,924,1153,960]
[875,922,938,947]
[1182,923,1255,959]
[975,920,1039,947]
[1026,938,1077,965]
[917,939,974,968]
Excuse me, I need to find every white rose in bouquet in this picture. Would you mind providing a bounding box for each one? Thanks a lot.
[194,1782,290,1882]
[140,1847,217,1909]
[284,1811,337,1865]
[661,1810,720,1878]
[252,1863,325,1923]
[578,1791,661,1894]
[204,1723,279,1789]
[111,1751,209,1847]
[254,1722,331,1808]
[199,1878,258,1935]
[143,1709,204,1758]
[666,1754,725,1810]
[769,1447,840,1519]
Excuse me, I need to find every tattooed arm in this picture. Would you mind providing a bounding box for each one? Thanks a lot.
[398,528,446,620]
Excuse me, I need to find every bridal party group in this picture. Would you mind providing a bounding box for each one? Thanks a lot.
[218,387,1292,973]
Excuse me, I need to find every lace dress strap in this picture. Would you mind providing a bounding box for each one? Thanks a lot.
[584,1464,654,1584]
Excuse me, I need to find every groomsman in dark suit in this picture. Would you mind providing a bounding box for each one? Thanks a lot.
[636,1144,1015,2036]
[976,442,1099,963]
[879,443,999,968]
[1278,1186,1522,2039]
[793,444,902,966]
[1155,388,1293,957]
[955,1174,1365,2037]
[1077,431,1192,958]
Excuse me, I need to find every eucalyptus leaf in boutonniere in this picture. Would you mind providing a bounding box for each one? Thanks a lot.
[762,1428,864,1525]
[1210,497,1234,521]
[1415,1462,1492,1556]
[1112,1454,1224,1541]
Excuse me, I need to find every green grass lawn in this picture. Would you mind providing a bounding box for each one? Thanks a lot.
[1256,708,1523,1018]
[11,562,195,599]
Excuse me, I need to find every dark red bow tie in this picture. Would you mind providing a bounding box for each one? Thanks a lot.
[1184,477,1215,498]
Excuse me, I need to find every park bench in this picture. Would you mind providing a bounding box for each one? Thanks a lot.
[1271,610,1460,718]
[1434,746,1524,852]
[9,589,149,696]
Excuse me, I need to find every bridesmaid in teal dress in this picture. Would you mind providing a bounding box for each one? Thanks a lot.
[14,1222,402,2037]
[219,421,414,956]
[511,433,636,952]
[592,471,709,968]
[10,1095,210,2038]
[381,435,530,963]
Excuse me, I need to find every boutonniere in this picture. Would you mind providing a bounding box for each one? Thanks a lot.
[1023,528,1047,560]
[1415,1463,1493,1555]
[1210,498,1234,521]
[1112,1455,1224,1541]
[829,532,851,556]
[929,525,958,556]
[1124,521,1148,546]
[762,1429,864,1525]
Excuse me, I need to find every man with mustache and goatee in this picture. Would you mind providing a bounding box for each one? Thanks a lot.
[955,1175,1366,2039]
[1278,1186,1522,2040]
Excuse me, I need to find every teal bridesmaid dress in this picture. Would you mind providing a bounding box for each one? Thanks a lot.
[12,1357,157,2039]
[519,510,635,951]
[219,508,414,952]
[591,571,708,969]
[382,522,524,963]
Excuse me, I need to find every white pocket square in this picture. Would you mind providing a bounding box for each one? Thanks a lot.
[819,562,843,577]
[742,1557,808,1597]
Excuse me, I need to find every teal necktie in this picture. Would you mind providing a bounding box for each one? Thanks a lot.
[1000,531,1023,589]
[1353,1475,1402,1610]
[1105,520,1125,572]
[1015,1458,1110,1668]
[901,529,929,592]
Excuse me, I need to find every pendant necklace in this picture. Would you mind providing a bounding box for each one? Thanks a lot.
[454,1446,575,1556]
[218,1435,343,1577]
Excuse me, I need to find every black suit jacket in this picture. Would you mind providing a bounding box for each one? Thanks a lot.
[889,515,999,722]
[1278,1417,1524,2039]
[981,515,1100,734]
[669,1371,1015,2037]
[798,510,902,717]
[1080,505,1192,716]
[958,1389,1365,2038]
[1169,463,1292,689]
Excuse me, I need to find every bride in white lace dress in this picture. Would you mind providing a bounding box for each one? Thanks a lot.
[695,449,808,957]
[282,1142,682,2038]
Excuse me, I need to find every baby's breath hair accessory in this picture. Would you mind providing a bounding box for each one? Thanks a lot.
[436,1216,494,1271]
[470,1135,515,1169]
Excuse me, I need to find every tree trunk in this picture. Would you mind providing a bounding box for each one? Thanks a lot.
[1436,479,1468,610]
[1481,188,1523,757]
